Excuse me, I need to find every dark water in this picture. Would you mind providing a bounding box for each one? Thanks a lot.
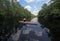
[18,18,51,41]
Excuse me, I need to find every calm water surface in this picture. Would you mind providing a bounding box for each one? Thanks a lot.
[18,18,51,41]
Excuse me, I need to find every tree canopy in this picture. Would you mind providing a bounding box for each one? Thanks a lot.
[38,0,60,41]
[0,0,32,41]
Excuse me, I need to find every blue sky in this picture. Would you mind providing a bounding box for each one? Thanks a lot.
[17,0,50,15]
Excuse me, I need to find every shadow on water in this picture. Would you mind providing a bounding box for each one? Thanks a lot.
[18,18,51,41]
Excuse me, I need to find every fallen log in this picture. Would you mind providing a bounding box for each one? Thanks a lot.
[19,21,37,25]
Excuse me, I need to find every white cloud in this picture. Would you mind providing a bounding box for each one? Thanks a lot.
[32,6,40,15]
[25,0,41,3]
[32,9,39,15]
[25,0,34,3]
[46,0,54,5]
[24,5,32,11]
[45,0,51,5]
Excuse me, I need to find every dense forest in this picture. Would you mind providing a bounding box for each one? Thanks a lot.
[0,0,32,41]
[38,0,60,41]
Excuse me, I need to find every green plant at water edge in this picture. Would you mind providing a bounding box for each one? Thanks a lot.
[0,0,32,41]
[38,0,60,41]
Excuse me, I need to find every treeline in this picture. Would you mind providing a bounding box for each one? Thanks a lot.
[38,0,60,41]
[0,0,32,41]
[31,14,37,19]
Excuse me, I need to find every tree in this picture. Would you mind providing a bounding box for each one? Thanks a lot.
[0,0,32,41]
[38,0,60,41]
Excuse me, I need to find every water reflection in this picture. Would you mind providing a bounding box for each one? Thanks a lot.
[18,18,51,41]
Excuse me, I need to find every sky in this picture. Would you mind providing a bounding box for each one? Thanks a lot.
[17,0,50,15]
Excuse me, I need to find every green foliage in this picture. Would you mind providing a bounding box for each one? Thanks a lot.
[38,0,60,41]
[31,14,37,19]
[0,0,32,41]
